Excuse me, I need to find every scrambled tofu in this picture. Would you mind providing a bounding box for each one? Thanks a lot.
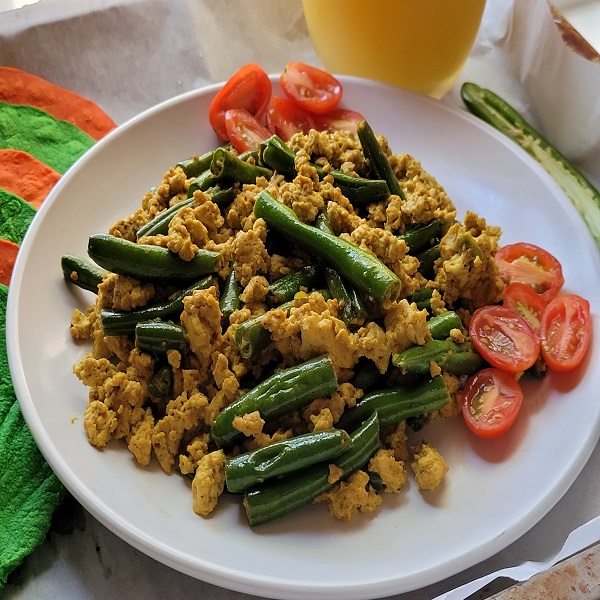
[411,442,449,491]
[70,126,504,523]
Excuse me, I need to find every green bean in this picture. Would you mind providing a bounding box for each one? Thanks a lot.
[243,412,380,527]
[88,233,219,282]
[351,358,382,391]
[134,321,188,355]
[336,376,450,432]
[397,219,445,254]
[254,191,401,303]
[101,276,213,336]
[137,187,235,240]
[234,302,293,359]
[417,244,440,279]
[315,213,367,326]
[187,169,216,198]
[176,149,217,178]
[427,311,463,340]
[409,288,435,312]
[392,340,484,377]
[220,266,241,327]
[148,364,174,398]
[357,120,405,199]
[225,428,352,493]
[211,354,339,448]
[61,254,104,293]
[267,265,319,305]
[260,135,390,205]
[210,147,272,184]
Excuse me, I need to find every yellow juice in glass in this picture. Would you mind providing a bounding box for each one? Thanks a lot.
[302,0,486,98]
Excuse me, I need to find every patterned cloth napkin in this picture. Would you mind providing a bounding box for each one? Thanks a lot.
[0,66,115,587]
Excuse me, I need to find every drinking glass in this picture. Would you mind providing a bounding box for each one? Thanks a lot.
[302,0,486,99]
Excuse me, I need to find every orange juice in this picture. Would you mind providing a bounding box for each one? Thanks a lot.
[302,0,486,98]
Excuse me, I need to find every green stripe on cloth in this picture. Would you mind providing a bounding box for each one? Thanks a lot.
[0,102,95,174]
[0,188,37,244]
[0,283,65,587]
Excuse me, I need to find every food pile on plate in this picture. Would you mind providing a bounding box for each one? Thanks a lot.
[64,63,592,527]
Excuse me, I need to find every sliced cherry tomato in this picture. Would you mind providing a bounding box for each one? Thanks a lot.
[495,242,564,304]
[502,282,548,332]
[280,62,343,115]
[312,108,365,133]
[462,368,523,439]
[469,305,540,373]
[209,63,272,141]
[540,294,592,372]
[224,109,271,153]
[265,96,316,141]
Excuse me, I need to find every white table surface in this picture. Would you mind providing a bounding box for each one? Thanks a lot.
[2,1,600,599]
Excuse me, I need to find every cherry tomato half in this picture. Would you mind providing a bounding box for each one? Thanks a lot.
[209,63,272,141]
[469,305,540,373]
[224,109,271,153]
[462,368,523,439]
[540,294,592,372]
[265,95,316,141]
[280,62,343,115]
[312,108,365,133]
[502,282,548,332]
[495,242,564,304]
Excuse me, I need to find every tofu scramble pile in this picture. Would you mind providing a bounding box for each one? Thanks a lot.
[68,126,504,525]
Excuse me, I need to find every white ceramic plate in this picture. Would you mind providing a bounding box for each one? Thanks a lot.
[7,77,600,600]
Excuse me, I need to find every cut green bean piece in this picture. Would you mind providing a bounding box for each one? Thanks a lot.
[243,412,380,527]
[409,288,435,312]
[351,358,382,391]
[234,301,294,359]
[336,376,450,432]
[220,266,241,329]
[417,244,440,279]
[211,354,339,448]
[137,186,235,240]
[187,169,216,198]
[101,276,213,336]
[225,428,352,493]
[149,365,174,398]
[61,254,104,293]
[176,149,217,178]
[315,213,367,325]
[267,265,319,305]
[392,340,484,377]
[260,135,390,205]
[88,233,219,282]
[255,191,401,303]
[211,147,272,184]
[134,321,188,355]
[357,120,405,199]
[427,311,463,340]
[398,219,445,254]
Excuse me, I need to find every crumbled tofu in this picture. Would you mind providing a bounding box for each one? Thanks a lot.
[192,450,226,517]
[411,442,449,491]
[316,470,382,521]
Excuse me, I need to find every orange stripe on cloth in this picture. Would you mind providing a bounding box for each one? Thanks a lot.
[0,238,20,286]
[0,149,61,209]
[0,66,116,140]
